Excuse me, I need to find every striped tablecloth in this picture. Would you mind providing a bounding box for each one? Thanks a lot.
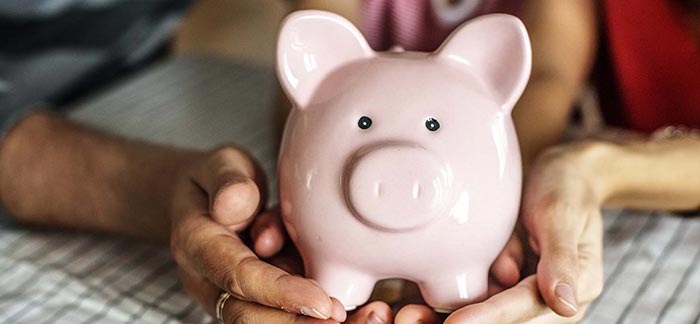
[0,57,698,323]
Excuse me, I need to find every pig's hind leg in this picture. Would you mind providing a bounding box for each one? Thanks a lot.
[417,268,489,313]
[306,262,376,311]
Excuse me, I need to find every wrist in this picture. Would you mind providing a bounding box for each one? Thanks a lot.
[602,137,700,210]
[546,140,623,204]
[111,143,203,242]
[568,140,665,207]
[583,141,628,204]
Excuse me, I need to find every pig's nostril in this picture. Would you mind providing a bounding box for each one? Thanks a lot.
[412,182,421,199]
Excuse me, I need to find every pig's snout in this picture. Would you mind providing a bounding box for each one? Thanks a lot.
[344,145,452,231]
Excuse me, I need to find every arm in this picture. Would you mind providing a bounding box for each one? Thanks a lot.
[0,111,349,323]
[513,0,598,171]
[412,137,700,324]
[499,137,700,322]
[0,111,195,242]
[603,137,700,210]
[525,136,700,216]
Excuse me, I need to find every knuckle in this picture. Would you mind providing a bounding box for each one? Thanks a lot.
[549,245,578,262]
[221,267,240,298]
[172,222,209,266]
[224,256,258,300]
[225,299,247,324]
[541,247,578,276]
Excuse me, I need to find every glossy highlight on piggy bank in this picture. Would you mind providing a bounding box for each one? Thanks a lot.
[276,10,531,312]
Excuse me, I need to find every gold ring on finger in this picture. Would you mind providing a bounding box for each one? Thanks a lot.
[216,291,232,323]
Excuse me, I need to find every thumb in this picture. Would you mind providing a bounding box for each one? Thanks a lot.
[345,301,393,324]
[525,201,583,317]
[195,147,264,229]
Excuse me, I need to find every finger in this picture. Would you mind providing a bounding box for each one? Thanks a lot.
[444,275,548,324]
[521,304,590,324]
[491,256,520,288]
[491,232,524,288]
[394,304,441,324]
[195,147,263,228]
[250,209,286,258]
[174,214,340,321]
[222,298,340,324]
[330,298,348,323]
[574,211,604,305]
[538,245,580,318]
[267,244,304,275]
[523,198,584,317]
[487,275,506,297]
[345,301,393,324]
[180,266,343,324]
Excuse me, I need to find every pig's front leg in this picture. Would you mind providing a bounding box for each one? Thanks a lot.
[418,267,489,313]
[306,262,377,311]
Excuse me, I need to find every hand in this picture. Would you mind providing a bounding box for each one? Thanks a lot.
[248,208,412,324]
[394,142,608,323]
[167,145,445,324]
[168,146,347,323]
[517,142,606,320]
[386,231,530,324]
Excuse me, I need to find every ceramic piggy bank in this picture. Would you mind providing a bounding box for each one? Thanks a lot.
[276,10,531,312]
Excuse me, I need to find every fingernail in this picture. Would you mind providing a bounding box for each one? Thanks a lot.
[368,311,387,324]
[299,306,330,320]
[555,283,578,313]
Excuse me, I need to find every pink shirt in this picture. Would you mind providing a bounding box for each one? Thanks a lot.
[361,0,520,51]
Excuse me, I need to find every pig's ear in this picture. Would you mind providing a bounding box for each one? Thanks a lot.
[277,10,374,108]
[435,14,531,113]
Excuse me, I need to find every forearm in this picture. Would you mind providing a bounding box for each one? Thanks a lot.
[0,112,202,242]
[600,138,700,211]
[514,77,580,171]
[296,0,359,23]
[514,0,598,170]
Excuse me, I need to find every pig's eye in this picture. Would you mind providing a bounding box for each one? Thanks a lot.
[425,117,440,132]
[358,116,373,130]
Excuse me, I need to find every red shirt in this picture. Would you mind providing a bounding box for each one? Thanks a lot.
[603,0,700,133]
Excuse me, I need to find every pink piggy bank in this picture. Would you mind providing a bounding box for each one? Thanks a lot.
[276,10,531,312]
